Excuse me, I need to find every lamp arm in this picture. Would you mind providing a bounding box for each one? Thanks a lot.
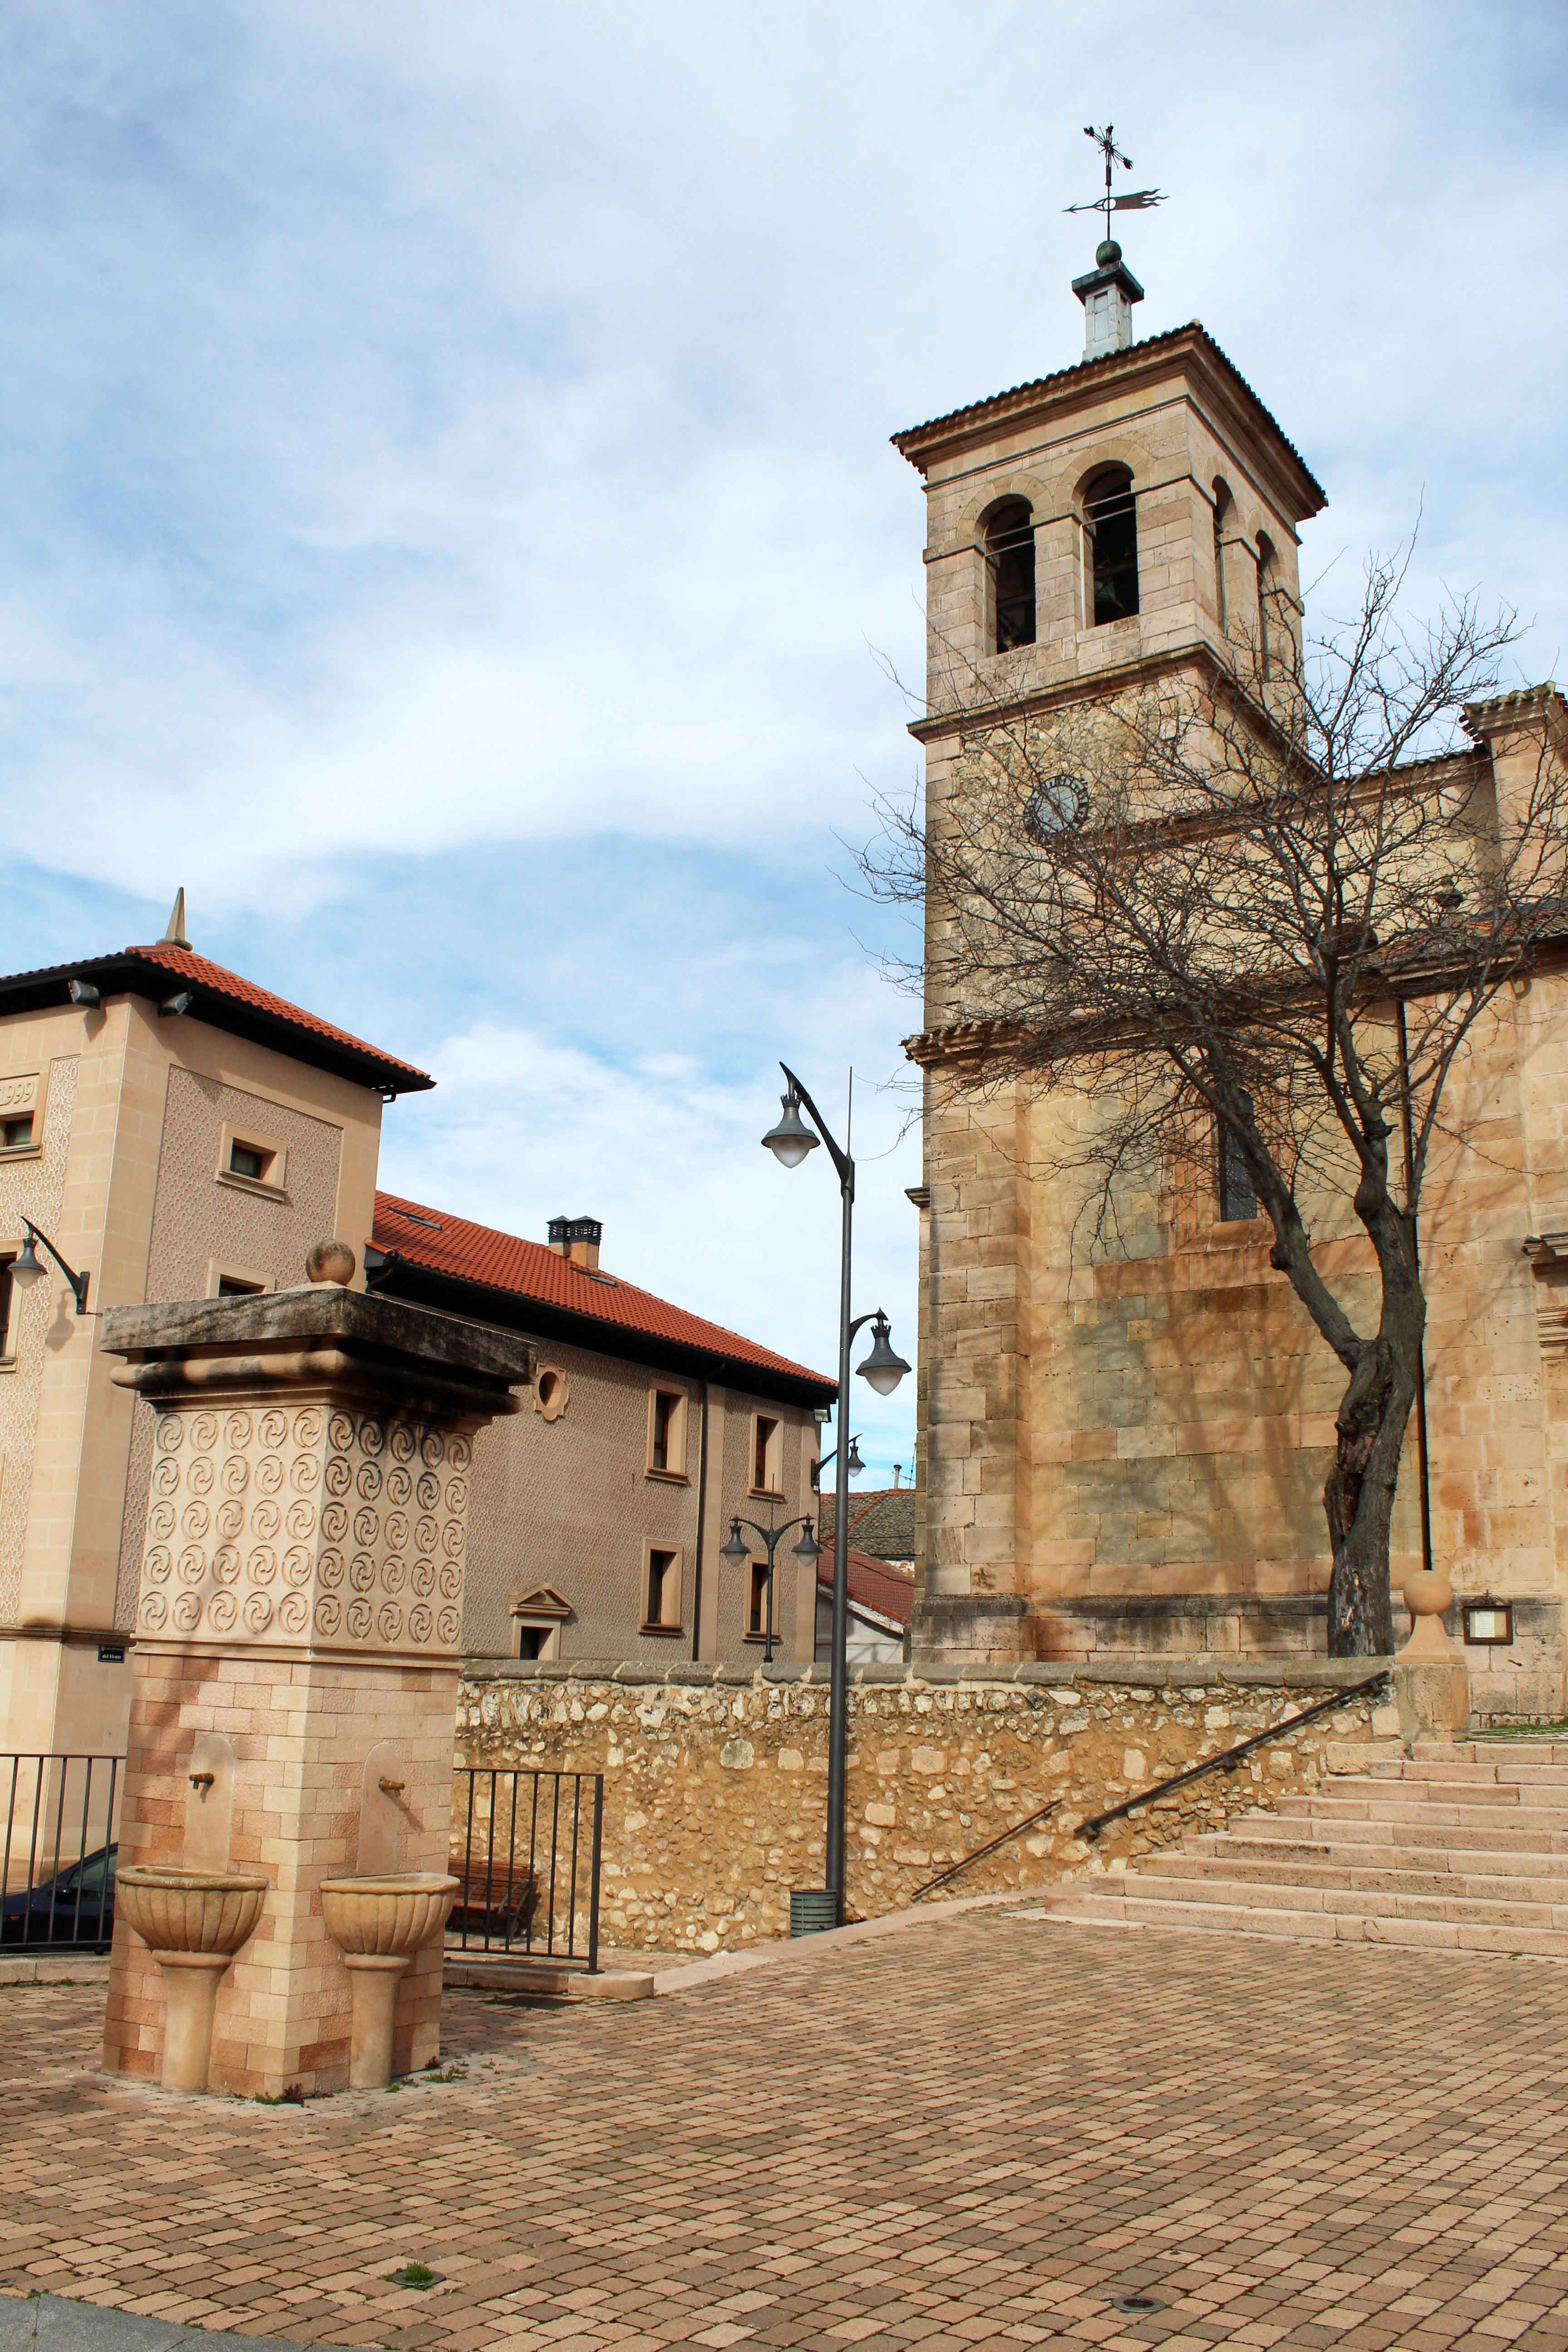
[779,1062,853,1195]
[20,1219,90,1313]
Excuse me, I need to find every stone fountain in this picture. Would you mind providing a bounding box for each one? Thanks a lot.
[100,1247,530,2097]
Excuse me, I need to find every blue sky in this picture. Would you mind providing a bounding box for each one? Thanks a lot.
[0,0,1563,1484]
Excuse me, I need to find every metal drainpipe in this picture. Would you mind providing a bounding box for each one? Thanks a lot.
[690,1379,711,1662]
[1396,997,1435,1578]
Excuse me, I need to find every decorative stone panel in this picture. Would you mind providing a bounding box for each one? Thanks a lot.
[136,1401,473,1663]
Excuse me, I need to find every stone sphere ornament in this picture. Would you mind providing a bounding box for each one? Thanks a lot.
[306,1239,356,1286]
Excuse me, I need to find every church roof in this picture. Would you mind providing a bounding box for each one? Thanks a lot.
[0,941,433,1095]
[891,323,1326,518]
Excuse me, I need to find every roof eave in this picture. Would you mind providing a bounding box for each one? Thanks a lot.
[0,952,433,1097]
[369,1251,838,1407]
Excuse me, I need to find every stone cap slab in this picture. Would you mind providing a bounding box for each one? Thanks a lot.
[103,1284,531,1419]
[463,1654,1393,1695]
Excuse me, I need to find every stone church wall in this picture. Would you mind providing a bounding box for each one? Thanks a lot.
[456,1656,1390,1954]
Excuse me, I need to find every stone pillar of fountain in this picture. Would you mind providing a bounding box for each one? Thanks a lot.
[99,1250,530,2097]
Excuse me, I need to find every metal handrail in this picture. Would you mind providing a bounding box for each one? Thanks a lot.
[909,1799,1060,1904]
[1076,1669,1392,1843]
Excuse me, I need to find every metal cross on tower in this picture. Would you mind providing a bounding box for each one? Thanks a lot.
[1065,123,1165,243]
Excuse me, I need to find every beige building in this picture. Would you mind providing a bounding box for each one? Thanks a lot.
[897,244,1568,1719]
[0,918,831,1766]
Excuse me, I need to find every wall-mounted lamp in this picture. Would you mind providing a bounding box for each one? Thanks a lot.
[1462,1597,1514,1646]
[158,991,194,1018]
[68,978,100,1007]
[10,1219,91,1313]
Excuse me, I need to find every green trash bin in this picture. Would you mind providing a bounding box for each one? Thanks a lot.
[789,1888,840,1937]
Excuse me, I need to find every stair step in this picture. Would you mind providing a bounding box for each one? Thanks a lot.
[1044,1893,1568,1958]
[1140,1852,1568,1902]
[1313,1775,1566,1809]
[1277,1793,1568,1832]
[1106,1870,1565,1926]
[1192,1834,1568,1882]
[1241,1813,1568,1855]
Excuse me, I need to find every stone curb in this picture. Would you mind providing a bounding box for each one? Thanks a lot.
[0,1956,112,1989]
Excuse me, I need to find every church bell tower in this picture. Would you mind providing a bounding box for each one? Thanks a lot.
[894,225,1329,1666]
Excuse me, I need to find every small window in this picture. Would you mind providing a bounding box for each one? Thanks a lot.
[1217,1124,1258,1223]
[751,1413,781,1495]
[985,499,1036,652]
[644,1546,681,1632]
[516,1622,559,1661]
[228,1140,273,1182]
[0,1115,33,1150]
[1085,469,1138,625]
[746,1560,771,1637]
[647,1387,687,1478]
[0,1257,14,1360]
[216,1274,265,1299]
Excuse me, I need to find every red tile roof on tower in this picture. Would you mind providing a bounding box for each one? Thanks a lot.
[0,942,432,1094]
[371,1190,836,1400]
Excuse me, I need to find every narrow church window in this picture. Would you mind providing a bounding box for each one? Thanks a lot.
[1256,534,1276,681]
[1085,469,1139,624]
[1211,480,1232,629]
[1216,1123,1258,1223]
[747,1559,771,1637]
[985,499,1036,651]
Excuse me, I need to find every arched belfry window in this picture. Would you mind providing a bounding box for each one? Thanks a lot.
[1256,533,1277,681]
[985,499,1036,651]
[1084,467,1139,625]
[1211,480,1232,631]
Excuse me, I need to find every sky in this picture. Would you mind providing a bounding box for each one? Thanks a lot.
[0,0,1563,1483]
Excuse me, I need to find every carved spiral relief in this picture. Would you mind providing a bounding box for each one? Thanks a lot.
[136,1405,470,1655]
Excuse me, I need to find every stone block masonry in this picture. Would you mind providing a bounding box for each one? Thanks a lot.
[458,1657,1391,1953]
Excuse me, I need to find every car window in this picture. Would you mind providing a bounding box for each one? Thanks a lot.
[70,1850,114,1893]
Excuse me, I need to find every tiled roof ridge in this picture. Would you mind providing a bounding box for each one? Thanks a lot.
[372,1188,834,1393]
[891,321,1324,506]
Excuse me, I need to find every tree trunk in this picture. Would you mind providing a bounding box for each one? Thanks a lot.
[1323,1335,1417,1655]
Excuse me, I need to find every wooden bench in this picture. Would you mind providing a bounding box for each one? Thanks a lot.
[447,1852,538,1945]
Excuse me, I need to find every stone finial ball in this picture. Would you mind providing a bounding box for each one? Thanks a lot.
[306,1240,357,1287]
[1095,237,1122,267]
[1401,1567,1453,1620]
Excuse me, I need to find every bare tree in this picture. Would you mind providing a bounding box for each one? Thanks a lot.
[864,553,1567,1653]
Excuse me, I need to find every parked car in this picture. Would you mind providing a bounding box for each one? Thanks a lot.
[1,1843,116,1946]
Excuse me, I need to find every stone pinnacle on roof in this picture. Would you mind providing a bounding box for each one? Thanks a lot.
[161,887,190,950]
[1064,123,1164,360]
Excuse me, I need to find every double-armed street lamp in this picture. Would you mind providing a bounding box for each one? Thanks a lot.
[760,1062,910,1921]
[720,1509,820,1665]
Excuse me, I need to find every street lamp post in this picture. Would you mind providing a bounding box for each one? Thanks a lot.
[760,1063,909,1920]
[10,1219,90,1313]
[720,1511,820,1665]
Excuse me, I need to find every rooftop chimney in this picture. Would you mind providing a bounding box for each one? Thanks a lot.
[548,1214,602,1271]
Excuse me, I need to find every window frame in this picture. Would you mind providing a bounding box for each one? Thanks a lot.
[0,1069,44,1162]
[645,1385,689,1482]
[641,1543,685,1636]
[744,1557,773,1642]
[0,1253,15,1367]
[215,1120,289,1198]
[749,1411,784,1499]
[1215,1122,1260,1225]
[515,1620,561,1661]
[206,1260,277,1301]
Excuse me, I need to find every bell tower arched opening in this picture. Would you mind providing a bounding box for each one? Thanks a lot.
[1083,467,1138,625]
[984,498,1036,651]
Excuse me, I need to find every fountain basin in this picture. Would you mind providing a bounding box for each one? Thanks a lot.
[116,1864,270,2092]
[319,1872,458,2088]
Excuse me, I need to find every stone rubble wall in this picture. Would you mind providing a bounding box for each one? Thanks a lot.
[456,1657,1394,1955]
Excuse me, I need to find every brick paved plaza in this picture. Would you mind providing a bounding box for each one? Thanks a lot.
[5,1914,1568,2352]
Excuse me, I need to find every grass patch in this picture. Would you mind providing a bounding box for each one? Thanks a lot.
[386,2263,444,2290]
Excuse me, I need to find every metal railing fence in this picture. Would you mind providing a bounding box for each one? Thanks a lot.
[1,1753,123,1950]
[450,1767,603,1973]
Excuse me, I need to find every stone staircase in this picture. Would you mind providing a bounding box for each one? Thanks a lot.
[1042,1739,1568,1959]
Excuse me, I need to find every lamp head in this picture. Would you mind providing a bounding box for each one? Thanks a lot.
[720,1520,748,1563]
[792,1522,820,1566]
[846,1434,865,1475]
[760,1089,818,1171]
[856,1311,911,1398]
[10,1228,43,1290]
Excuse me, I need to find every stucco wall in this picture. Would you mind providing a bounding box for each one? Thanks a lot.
[456,1657,1390,1953]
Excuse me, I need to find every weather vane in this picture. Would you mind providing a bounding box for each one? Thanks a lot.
[1065,123,1165,244]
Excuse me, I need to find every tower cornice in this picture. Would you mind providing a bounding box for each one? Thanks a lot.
[891,323,1326,527]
